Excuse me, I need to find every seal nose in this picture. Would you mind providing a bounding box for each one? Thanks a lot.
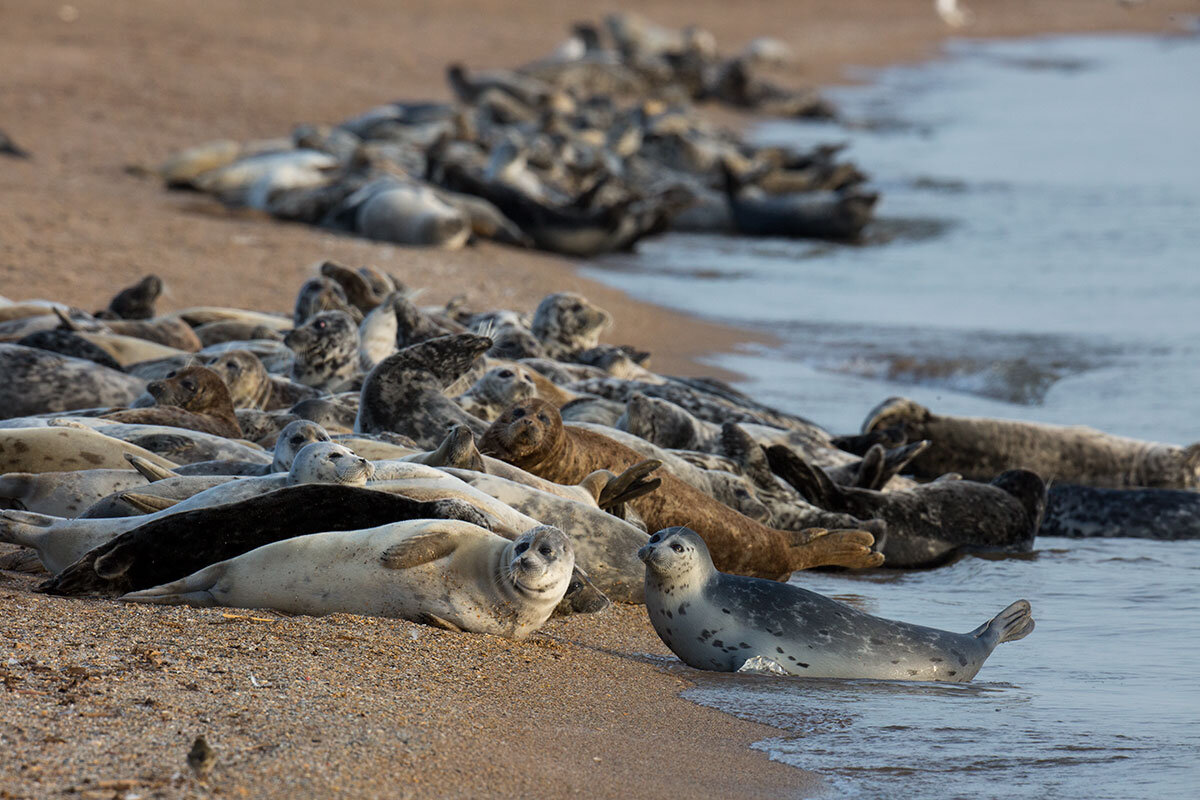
[636,544,654,562]
[519,555,534,570]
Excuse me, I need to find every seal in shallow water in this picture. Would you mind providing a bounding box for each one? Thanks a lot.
[639,527,1034,681]
[863,396,1200,490]
[121,520,574,639]
[479,398,884,578]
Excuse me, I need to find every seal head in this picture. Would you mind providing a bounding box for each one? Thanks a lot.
[289,442,374,484]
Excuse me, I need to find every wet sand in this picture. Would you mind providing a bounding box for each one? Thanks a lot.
[0,1,1192,797]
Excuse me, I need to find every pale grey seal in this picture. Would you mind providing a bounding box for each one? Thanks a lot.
[121,520,574,639]
[639,527,1034,681]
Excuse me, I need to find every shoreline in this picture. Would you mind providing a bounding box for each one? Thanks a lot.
[1,1,1195,797]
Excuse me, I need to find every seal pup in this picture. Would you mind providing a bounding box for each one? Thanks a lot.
[480,399,883,578]
[356,333,493,448]
[40,485,490,597]
[102,365,242,439]
[0,344,146,419]
[530,292,612,359]
[639,527,1034,680]
[284,310,361,391]
[766,445,1045,569]
[121,521,574,639]
[1040,483,1200,540]
[863,396,1200,490]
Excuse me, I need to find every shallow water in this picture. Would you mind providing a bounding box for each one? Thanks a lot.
[581,34,1200,799]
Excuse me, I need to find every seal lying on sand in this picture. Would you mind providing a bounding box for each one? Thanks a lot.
[863,396,1200,490]
[0,425,177,475]
[480,399,883,578]
[121,520,574,639]
[39,485,489,596]
[0,344,145,419]
[102,365,242,439]
[640,527,1034,680]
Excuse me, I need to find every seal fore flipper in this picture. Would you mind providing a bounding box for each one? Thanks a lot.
[125,453,179,482]
[597,459,663,511]
[379,529,465,569]
[785,528,883,574]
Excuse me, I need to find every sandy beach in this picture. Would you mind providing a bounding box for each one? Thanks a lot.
[1,1,1194,797]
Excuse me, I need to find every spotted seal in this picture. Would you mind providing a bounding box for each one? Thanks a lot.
[284,310,361,391]
[1040,483,1200,540]
[863,396,1200,490]
[0,425,177,475]
[479,399,883,578]
[0,344,146,419]
[639,527,1034,680]
[121,520,573,639]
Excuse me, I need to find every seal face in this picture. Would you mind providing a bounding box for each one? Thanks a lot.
[289,442,374,484]
[639,527,1034,681]
[530,292,612,358]
[284,310,360,391]
[104,364,242,439]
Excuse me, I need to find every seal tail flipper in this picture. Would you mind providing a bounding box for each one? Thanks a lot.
[784,527,884,573]
[596,459,663,510]
[0,510,58,549]
[125,453,179,482]
[118,492,179,513]
[972,599,1035,646]
[119,565,225,607]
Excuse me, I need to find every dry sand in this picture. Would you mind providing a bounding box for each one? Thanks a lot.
[1,1,1193,797]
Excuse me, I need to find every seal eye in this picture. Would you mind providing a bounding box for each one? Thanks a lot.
[315,319,327,330]
[328,453,343,460]
[569,302,583,313]
[166,370,176,378]
[511,407,526,420]
[538,544,553,557]
[649,533,661,543]
[290,437,303,446]
[181,379,197,392]
[514,542,529,555]
[670,543,684,553]
[498,369,514,378]
[228,363,241,374]
[537,414,549,423]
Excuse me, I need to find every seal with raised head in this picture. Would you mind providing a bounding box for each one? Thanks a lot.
[863,396,1200,490]
[120,520,574,639]
[479,398,883,579]
[356,333,493,448]
[639,527,1034,680]
[102,364,242,439]
[39,485,490,597]
[101,275,163,321]
[530,292,612,359]
[175,419,330,476]
[284,310,361,392]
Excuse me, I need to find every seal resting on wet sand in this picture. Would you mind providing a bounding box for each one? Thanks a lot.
[479,398,884,579]
[639,527,1034,680]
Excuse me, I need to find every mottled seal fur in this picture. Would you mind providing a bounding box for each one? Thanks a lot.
[766,444,1046,569]
[121,521,574,639]
[356,333,493,448]
[640,527,1034,680]
[479,399,883,579]
[863,396,1200,490]
[39,485,490,597]
[1041,483,1200,540]
[0,425,177,475]
[0,344,146,419]
[284,310,361,391]
[530,292,612,359]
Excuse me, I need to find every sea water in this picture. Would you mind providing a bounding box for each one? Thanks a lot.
[582,35,1200,798]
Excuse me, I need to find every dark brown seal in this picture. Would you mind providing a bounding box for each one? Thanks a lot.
[102,364,242,438]
[479,399,883,579]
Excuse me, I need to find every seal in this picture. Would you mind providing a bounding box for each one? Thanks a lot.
[103,317,203,352]
[455,364,539,421]
[863,396,1200,490]
[0,469,149,518]
[0,425,177,475]
[1040,483,1200,540]
[16,329,125,371]
[120,520,574,639]
[175,420,330,476]
[766,444,1046,569]
[356,333,493,448]
[530,292,612,359]
[639,526,1035,680]
[102,275,163,321]
[102,364,242,439]
[284,310,361,391]
[293,277,362,326]
[0,343,146,419]
[203,350,274,410]
[39,485,490,596]
[479,399,883,578]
